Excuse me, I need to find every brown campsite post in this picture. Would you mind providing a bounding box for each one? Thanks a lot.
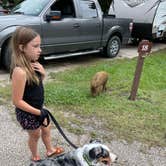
[129,40,152,100]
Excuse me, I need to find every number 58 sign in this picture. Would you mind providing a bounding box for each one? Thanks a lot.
[138,40,152,56]
[129,40,152,100]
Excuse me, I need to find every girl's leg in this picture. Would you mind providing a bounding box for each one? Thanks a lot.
[41,124,55,155]
[41,124,64,156]
[27,128,41,160]
[41,117,64,156]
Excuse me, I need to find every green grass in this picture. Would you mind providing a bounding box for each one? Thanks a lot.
[0,83,11,105]
[0,49,165,146]
[45,49,166,147]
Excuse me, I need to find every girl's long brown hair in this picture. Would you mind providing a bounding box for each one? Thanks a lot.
[10,27,39,85]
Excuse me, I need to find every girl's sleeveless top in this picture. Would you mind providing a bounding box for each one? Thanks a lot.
[15,71,44,130]
[17,71,44,111]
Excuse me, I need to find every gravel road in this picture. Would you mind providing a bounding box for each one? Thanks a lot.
[0,42,166,166]
[0,105,166,166]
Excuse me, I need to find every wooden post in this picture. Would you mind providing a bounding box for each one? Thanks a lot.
[129,40,152,101]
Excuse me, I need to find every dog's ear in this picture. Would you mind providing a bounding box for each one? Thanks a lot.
[89,147,102,159]
[89,146,109,160]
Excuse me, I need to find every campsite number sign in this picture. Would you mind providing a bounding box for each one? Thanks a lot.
[129,40,152,101]
[138,40,152,56]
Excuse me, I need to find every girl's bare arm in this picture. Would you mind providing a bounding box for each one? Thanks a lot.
[12,67,41,115]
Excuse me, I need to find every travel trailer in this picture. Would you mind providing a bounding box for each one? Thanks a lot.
[109,0,166,40]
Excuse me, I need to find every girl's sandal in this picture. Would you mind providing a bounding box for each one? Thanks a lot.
[31,155,41,162]
[46,147,64,157]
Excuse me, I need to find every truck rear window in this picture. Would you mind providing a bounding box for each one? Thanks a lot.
[79,0,98,18]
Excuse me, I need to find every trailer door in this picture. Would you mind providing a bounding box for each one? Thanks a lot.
[152,1,166,38]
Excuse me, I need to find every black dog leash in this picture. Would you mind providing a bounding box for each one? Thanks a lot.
[45,109,78,149]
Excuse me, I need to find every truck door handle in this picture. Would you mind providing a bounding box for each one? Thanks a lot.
[73,23,80,28]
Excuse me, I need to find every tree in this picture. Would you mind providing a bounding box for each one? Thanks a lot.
[98,0,113,13]
[2,0,22,8]
[2,0,113,12]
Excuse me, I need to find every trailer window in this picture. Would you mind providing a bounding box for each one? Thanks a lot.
[79,0,98,18]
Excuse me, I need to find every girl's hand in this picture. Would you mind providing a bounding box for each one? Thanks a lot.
[31,62,45,79]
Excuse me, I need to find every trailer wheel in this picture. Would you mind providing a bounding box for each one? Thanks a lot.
[2,40,12,71]
[106,36,121,58]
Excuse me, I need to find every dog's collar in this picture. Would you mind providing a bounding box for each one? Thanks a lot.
[83,153,92,166]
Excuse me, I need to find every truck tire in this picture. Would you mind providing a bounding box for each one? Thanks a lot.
[106,36,121,58]
[2,40,12,71]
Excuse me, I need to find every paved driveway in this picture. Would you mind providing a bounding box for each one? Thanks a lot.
[0,41,166,81]
[119,42,166,59]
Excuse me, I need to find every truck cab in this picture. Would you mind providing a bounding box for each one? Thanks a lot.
[0,0,132,70]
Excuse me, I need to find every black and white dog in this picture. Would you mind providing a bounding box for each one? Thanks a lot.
[30,140,118,166]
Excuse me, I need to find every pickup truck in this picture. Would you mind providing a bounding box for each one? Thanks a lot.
[0,0,132,70]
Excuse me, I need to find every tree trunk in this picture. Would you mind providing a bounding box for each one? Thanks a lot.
[98,0,113,13]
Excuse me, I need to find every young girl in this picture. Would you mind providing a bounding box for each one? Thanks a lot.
[10,27,64,161]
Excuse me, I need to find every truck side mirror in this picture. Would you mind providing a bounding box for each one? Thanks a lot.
[46,11,61,22]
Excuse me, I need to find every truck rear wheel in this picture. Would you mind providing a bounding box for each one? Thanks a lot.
[2,40,12,71]
[106,36,121,58]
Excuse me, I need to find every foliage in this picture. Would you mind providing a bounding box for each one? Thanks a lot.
[2,0,23,8]
[1,0,113,13]
[98,0,112,13]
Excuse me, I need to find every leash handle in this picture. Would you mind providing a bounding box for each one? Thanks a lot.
[46,109,78,149]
